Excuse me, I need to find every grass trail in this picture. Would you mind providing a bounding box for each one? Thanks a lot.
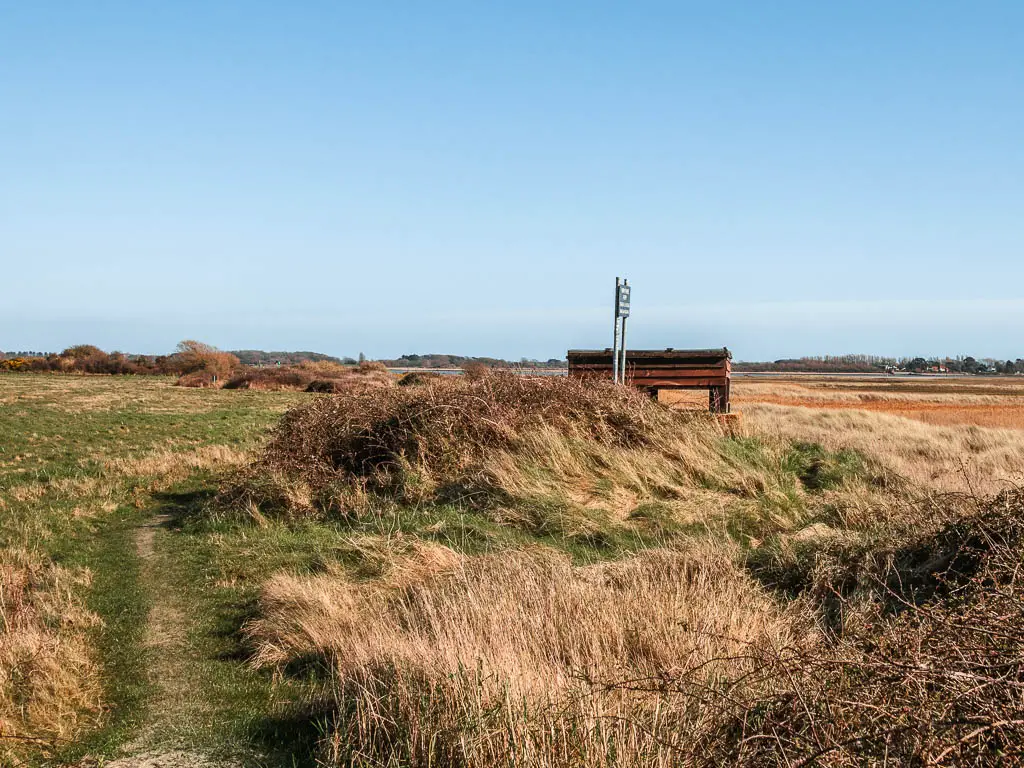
[0,374,317,766]
[105,483,322,767]
[50,482,323,768]
[133,511,196,749]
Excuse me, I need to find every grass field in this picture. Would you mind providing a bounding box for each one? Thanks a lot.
[0,375,310,766]
[735,375,1024,429]
[3,372,1024,766]
[659,375,1024,429]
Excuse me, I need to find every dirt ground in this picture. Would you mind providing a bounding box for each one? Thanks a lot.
[92,751,241,768]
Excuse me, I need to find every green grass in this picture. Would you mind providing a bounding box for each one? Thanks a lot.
[48,506,152,764]
[783,441,871,491]
[0,374,313,765]
[138,479,326,765]
[0,375,304,547]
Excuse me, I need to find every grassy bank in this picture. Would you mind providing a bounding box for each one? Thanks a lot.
[224,372,1024,766]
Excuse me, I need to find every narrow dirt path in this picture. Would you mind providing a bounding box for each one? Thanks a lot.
[135,513,166,558]
[135,513,199,729]
[78,487,312,768]
[100,514,239,768]
[102,750,239,768]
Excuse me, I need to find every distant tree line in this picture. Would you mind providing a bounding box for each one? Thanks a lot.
[734,355,896,373]
[734,354,1024,375]
[899,356,1024,374]
[230,350,346,366]
[0,345,568,376]
[0,341,241,377]
[7,346,1022,376]
[381,353,566,369]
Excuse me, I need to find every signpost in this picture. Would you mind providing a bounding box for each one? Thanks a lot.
[612,277,631,384]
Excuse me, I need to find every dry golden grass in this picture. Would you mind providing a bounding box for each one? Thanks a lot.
[727,376,1024,429]
[2,445,252,524]
[107,444,249,479]
[247,494,1024,766]
[0,549,101,752]
[661,377,1024,494]
[698,376,1024,495]
[248,541,808,767]
[0,371,308,416]
[743,404,1024,495]
[8,371,1024,763]
[0,373,221,414]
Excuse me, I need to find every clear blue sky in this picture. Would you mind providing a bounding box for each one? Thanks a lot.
[2,2,1022,361]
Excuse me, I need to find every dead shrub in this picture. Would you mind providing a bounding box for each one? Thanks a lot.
[296,360,352,378]
[59,344,104,361]
[397,371,443,387]
[305,379,345,393]
[224,368,314,391]
[691,489,1024,766]
[175,370,222,388]
[224,373,907,545]
[223,360,394,393]
[462,360,488,380]
[357,360,389,375]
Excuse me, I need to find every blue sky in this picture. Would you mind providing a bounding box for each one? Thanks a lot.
[2,2,1022,361]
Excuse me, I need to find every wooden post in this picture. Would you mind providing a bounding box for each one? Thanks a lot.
[709,386,728,414]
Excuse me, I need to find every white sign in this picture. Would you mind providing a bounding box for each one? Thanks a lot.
[617,284,631,318]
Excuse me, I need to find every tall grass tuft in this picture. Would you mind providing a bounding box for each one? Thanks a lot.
[248,541,808,767]
[0,550,101,754]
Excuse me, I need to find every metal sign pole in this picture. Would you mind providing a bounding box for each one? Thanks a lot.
[619,279,628,384]
[612,277,621,384]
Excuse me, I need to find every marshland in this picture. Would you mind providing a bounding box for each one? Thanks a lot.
[3,369,1024,766]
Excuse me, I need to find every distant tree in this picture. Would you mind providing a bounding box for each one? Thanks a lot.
[61,344,104,360]
[172,340,240,378]
[55,344,112,373]
[358,352,366,364]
